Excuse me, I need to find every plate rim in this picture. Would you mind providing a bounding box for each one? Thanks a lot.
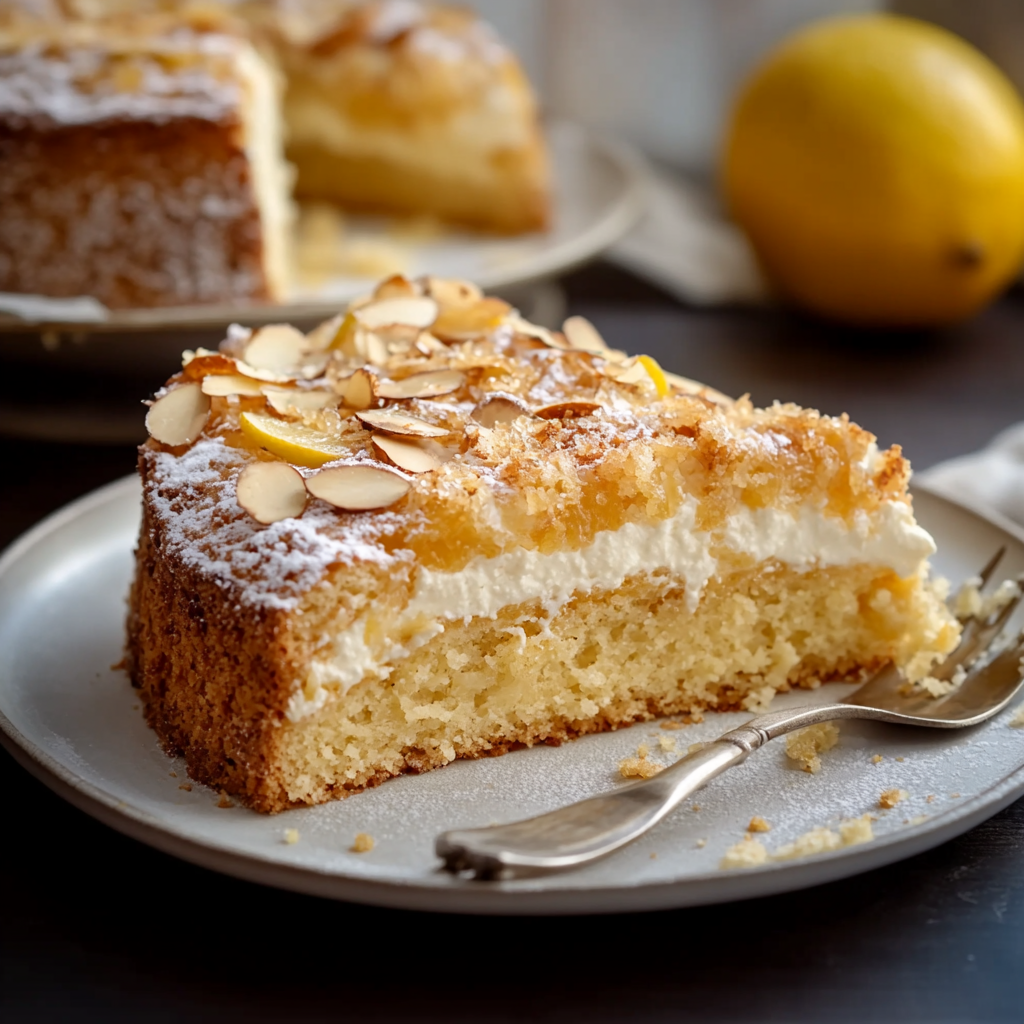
[0,122,649,336]
[2,478,1024,915]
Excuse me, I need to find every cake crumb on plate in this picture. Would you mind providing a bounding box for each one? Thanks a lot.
[785,722,840,773]
[747,815,771,833]
[879,788,909,809]
[1009,706,1024,728]
[720,835,768,870]
[619,755,661,779]
[351,832,375,853]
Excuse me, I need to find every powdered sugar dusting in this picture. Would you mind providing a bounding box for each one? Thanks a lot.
[0,33,244,129]
[146,439,394,610]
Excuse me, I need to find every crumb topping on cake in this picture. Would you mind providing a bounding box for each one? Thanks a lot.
[141,273,923,607]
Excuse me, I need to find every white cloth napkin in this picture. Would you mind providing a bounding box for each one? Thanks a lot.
[918,425,1024,528]
[608,168,770,307]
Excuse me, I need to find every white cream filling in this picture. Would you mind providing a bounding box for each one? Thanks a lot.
[288,498,936,720]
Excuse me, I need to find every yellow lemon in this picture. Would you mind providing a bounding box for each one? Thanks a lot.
[240,411,349,468]
[723,14,1024,326]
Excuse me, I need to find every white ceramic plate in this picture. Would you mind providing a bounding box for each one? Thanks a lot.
[2,480,1024,915]
[0,123,646,339]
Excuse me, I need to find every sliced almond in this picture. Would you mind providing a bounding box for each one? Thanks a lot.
[355,296,439,331]
[471,394,532,428]
[372,274,421,301]
[563,315,610,354]
[334,367,377,410]
[508,315,567,350]
[306,463,412,511]
[201,374,265,397]
[375,369,465,400]
[372,434,452,474]
[415,332,449,355]
[182,348,240,379]
[242,324,309,377]
[602,358,650,385]
[236,462,308,524]
[362,330,390,367]
[145,383,210,447]
[422,276,482,308]
[432,298,511,341]
[663,371,733,405]
[534,401,602,421]
[304,312,345,352]
[354,409,449,437]
[263,388,338,415]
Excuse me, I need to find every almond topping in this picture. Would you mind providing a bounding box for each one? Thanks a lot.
[242,324,309,377]
[145,383,210,447]
[354,296,439,330]
[534,401,602,420]
[422,276,482,307]
[263,388,338,415]
[372,434,451,474]
[563,315,610,353]
[201,374,264,397]
[602,357,650,385]
[182,348,239,379]
[236,462,307,524]
[509,315,568,349]
[471,394,531,427]
[415,332,448,355]
[372,274,422,301]
[334,367,376,410]
[306,463,412,511]
[376,369,465,400]
[355,409,449,437]
[432,297,511,341]
[304,312,345,352]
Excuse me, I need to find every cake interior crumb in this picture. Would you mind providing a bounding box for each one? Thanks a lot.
[785,722,840,773]
[351,832,375,853]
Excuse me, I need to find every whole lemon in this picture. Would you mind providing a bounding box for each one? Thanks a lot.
[723,14,1024,326]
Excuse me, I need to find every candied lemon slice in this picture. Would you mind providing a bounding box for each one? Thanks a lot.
[637,355,669,397]
[240,411,350,468]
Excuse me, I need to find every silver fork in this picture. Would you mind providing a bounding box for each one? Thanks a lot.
[437,550,1024,880]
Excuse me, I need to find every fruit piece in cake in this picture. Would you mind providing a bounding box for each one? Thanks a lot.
[127,274,959,812]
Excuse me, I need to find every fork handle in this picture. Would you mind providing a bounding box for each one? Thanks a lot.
[436,703,873,880]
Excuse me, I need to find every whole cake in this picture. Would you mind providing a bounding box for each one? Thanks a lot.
[127,275,959,812]
[0,1,550,307]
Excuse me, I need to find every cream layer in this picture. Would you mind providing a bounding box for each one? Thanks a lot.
[288,498,936,720]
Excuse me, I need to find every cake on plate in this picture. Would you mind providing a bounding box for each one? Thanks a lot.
[0,2,550,307]
[127,274,958,812]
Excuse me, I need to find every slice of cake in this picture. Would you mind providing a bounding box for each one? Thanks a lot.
[258,0,551,233]
[0,15,291,308]
[127,274,959,812]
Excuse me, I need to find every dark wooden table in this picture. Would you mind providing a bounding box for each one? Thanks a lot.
[3,265,1023,1022]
